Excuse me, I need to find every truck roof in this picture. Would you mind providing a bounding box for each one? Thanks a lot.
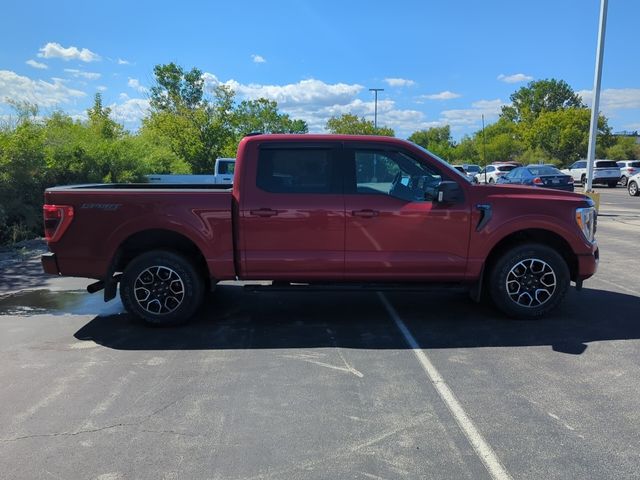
[241,133,410,147]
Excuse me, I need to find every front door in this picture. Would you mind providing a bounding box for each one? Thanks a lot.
[343,146,471,281]
[240,143,345,280]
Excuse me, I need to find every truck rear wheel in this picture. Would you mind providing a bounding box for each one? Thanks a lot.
[120,250,204,326]
[489,243,569,319]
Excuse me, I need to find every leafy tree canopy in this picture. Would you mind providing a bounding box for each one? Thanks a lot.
[501,79,586,123]
[325,114,394,136]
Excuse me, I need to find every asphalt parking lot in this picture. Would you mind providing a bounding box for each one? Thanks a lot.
[1,186,639,480]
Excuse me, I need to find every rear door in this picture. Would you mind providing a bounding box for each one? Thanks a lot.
[342,145,471,281]
[239,143,345,280]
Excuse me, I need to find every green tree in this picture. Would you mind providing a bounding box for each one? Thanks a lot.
[232,98,308,136]
[526,108,613,164]
[606,136,640,160]
[501,79,585,123]
[145,63,236,173]
[325,114,394,136]
[408,126,454,160]
[149,63,204,112]
[87,93,123,139]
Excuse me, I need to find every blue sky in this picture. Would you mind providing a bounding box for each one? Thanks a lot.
[1,0,638,139]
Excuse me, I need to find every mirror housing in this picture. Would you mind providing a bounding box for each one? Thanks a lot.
[434,181,463,204]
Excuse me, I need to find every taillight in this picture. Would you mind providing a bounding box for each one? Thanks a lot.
[533,177,543,185]
[43,205,74,242]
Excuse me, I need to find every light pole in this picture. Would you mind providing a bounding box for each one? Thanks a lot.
[585,0,608,194]
[369,88,384,131]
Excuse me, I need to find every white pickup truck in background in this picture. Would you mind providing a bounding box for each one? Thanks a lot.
[146,157,235,184]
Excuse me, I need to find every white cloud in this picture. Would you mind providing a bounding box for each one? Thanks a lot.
[117,58,131,65]
[64,68,101,80]
[209,77,364,108]
[440,99,505,128]
[0,70,86,107]
[497,73,533,84]
[97,85,108,92]
[108,98,150,123]
[127,78,148,93]
[577,88,640,111]
[251,54,266,64]
[203,74,443,136]
[26,59,48,70]
[37,42,100,62]
[421,91,461,100]
[384,78,416,87]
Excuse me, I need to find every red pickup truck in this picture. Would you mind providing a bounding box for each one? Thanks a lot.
[41,134,598,325]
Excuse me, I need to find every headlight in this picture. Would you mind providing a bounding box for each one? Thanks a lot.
[575,207,596,243]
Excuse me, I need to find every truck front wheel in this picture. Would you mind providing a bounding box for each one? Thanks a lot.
[120,250,204,326]
[489,243,569,319]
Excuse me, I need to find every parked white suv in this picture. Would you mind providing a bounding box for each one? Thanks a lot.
[562,159,620,188]
[617,160,640,187]
[475,164,517,184]
[628,172,640,197]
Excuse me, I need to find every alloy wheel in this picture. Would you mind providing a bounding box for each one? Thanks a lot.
[506,258,557,308]
[133,266,185,315]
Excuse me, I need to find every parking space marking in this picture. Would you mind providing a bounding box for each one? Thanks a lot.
[378,292,512,480]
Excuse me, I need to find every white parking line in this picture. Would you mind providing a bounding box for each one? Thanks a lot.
[378,292,513,480]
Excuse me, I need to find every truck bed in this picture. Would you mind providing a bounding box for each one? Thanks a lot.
[44,184,236,281]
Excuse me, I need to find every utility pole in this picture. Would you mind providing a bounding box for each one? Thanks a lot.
[585,0,608,193]
[482,114,487,183]
[369,88,384,131]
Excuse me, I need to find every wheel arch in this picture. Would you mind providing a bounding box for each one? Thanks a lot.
[484,228,578,283]
[112,228,210,282]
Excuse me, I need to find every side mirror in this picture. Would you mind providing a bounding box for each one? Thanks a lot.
[434,181,463,204]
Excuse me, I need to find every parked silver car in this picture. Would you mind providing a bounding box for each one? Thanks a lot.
[617,160,640,186]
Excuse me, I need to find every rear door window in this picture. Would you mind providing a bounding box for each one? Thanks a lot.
[257,148,339,194]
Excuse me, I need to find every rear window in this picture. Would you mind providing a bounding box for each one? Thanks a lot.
[257,148,335,193]
[497,165,516,172]
[527,166,561,176]
[454,166,466,173]
[218,161,235,175]
[629,161,640,168]
[596,161,619,168]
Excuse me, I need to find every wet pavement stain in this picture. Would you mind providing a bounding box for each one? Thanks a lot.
[0,289,124,316]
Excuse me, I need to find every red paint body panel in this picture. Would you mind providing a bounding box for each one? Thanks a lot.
[42,134,598,287]
[344,194,470,280]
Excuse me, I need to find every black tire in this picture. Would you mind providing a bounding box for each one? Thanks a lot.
[120,250,205,326]
[580,174,586,185]
[620,176,628,187]
[488,243,569,319]
[608,181,617,188]
[488,177,495,184]
[629,181,639,197]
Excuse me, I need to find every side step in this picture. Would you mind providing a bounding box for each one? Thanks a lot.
[242,281,468,293]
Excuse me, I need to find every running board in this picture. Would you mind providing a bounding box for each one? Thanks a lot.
[242,281,468,293]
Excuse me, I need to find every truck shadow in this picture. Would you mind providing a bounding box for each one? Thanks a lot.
[74,285,640,355]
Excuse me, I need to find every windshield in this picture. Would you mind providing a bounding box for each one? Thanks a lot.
[410,142,473,182]
[465,165,481,173]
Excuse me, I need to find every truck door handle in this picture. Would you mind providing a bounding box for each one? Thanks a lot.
[352,209,379,218]
[250,208,279,217]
